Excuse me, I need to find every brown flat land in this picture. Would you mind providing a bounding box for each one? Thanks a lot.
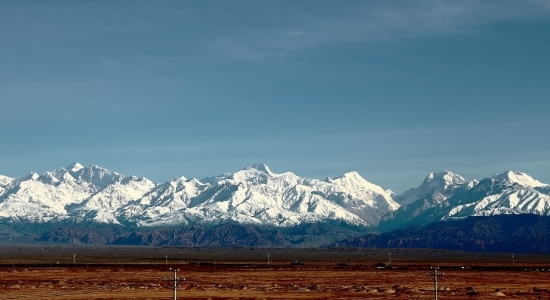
[1,246,550,299]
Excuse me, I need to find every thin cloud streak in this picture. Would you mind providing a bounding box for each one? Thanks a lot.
[203,1,550,61]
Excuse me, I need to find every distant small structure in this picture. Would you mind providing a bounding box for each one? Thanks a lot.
[290,260,304,266]
[336,262,348,268]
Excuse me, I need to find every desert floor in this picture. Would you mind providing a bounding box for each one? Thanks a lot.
[1,246,550,299]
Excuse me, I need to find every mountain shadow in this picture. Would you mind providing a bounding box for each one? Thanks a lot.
[335,214,550,253]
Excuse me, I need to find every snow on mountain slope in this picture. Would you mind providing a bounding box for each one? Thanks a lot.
[445,171,550,219]
[116,176,209,226]
[114,164,398,227]
[0,172,93,221]
[69,176,157,224]
[377,171,474,231]
[395,171,471,206]
[61,163,125,190]
[379,170,550,231]
[324,171,399,210]
[492,170,548,188]
[1,163,549,230]
[0,174,13,186]
[0,163,134,222]
[0,174,14,195]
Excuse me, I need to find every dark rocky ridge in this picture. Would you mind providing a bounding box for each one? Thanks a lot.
[35,220,368,248]
[334,214,550,253]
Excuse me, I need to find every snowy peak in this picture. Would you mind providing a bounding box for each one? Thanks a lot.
[70,164,125,189]
[37,163,125,191]
[228,164,274,184]
[385,170,550,231]
[37,172,61,185]
[243,163,272,174]
[395,170,468,206]
[67,162,84,173]
[492,170,547,188]
[323,171,400,215]
[0,175,14,195]
[25,172,40,181]
[332,171,363,181]
[327,171,386,194]
[0,174,14,186]
[69,174,158,225]
[424,170,467,190]
[2,163,550,231]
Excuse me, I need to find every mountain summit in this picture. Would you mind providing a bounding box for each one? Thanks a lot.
[243,163,272,174]
[492,170,547,188]
[0,163,400,228]
[67,162,84,173]
[0,164,548,233]
[379,169,550,232]
[395,170,469,206]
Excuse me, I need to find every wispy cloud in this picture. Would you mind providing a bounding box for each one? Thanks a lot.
[203,1,550,61]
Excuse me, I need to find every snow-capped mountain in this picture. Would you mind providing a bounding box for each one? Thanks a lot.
[0,163,130,222]
[68,175,157,224]
[446,171,550,218]
[1,163,549,232]
[380,170,550,231]
[116,164,398,227]
[394,171,472,206]
[0,175,13,195]
[0,163,399,227]
[116,176,209,227]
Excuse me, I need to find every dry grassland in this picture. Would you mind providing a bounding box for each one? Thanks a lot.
[1,246,550,299]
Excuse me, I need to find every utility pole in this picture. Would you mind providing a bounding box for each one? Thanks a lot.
[426,267,444,300]
[167,268,185,300]
[387,252,391,267]
[512,254,515,266]
[165,254,168,265]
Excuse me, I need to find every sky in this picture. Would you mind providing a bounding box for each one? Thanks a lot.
[1,0,549,193]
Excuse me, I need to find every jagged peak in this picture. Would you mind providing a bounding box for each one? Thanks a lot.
[0,174,14,184]
[187,178,203,185]
[37,172,60,184]
[492,170,546,187]
[340,171,362,178]
[81,164,112,173]
[424,170,466,187]
[243,163,272,174]
[66,162,84,173]
[327,171,388,193]
[22,172,40,181]
[328,171,366,183]
[394,170,468,206]
[169,175,188,182]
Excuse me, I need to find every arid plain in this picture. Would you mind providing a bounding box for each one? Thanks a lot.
[1,246,550,299]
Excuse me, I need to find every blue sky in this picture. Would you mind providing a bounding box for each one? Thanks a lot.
[1,1,549,193]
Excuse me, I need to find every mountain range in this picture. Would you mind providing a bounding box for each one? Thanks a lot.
[1,163,549,249]
[0,163,400,228]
